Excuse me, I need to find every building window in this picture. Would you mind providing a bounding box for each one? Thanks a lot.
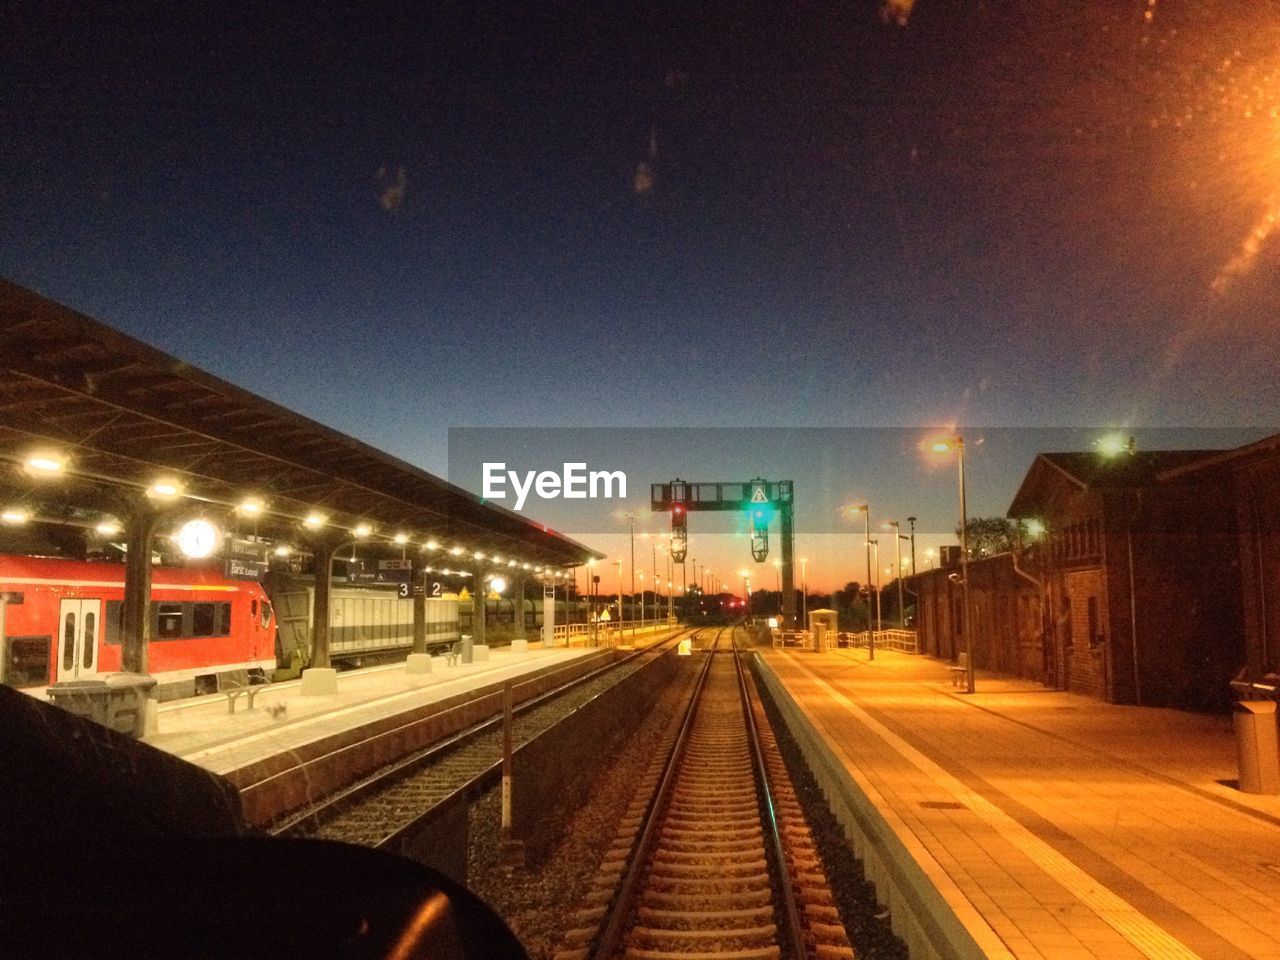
[1087,596,1103,648]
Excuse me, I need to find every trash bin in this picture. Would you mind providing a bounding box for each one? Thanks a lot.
[46,673,157,738]
[46,679,110,725]
[1233,700,1280,795]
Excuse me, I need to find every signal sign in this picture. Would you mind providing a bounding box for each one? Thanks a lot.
[751,485,768,503]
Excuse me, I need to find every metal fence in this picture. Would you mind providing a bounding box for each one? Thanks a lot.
[553,620,677,646]
[775,628,918,654]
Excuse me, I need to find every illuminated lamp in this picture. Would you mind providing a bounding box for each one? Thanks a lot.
[177,518,219,559]
[24,452,66,477]
[148,478,184,500]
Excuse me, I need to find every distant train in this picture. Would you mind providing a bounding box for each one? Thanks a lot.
[267,574,461,669]
[0,554,276,700]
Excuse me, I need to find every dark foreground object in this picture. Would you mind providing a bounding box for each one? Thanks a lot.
[2,836,527,960]
[0,685,526,959]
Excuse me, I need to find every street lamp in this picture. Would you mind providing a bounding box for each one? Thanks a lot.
[799,557,809,628]
[907,516,918,574]
[617,512,641,637]
[887,520,907,629]
[616,558,624,626]
[930,434,973,693]
[848,504,875,660]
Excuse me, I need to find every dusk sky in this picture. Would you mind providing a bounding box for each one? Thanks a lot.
[4,2,1279,589]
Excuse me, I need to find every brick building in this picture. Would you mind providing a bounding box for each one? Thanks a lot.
[912,551,1047,684]
[1158,433,1280,684]
[913,442,1269,710]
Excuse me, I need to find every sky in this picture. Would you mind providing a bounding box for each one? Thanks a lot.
[3,1,1280,590]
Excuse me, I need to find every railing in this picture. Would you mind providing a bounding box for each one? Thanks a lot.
[777,628,919,654]
[552,619,679,646]
[844,628,918,653]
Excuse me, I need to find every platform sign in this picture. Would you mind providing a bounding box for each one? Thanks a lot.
[224,538,268,581]
[346,559,413,585]
[377,559,413,584]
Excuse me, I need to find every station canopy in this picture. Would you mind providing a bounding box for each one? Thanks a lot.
[0,279,601,570]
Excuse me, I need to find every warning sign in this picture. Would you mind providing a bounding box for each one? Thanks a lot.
[751,485,769,503]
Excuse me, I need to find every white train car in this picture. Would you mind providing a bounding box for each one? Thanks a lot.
[268,579,460,668]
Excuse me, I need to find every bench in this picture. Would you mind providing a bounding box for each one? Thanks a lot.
[224,675,270,714]
[949,653,969,689]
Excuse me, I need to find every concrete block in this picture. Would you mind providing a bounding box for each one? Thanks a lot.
[405,653,433,675]
[299,667,338,696]
[510,639,529,654]
[472,645,490,661]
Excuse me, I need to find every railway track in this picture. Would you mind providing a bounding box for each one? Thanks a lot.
[556,627,855,960]
[275,627,696,849]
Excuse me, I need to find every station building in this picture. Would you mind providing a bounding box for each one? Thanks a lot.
[912,435,1280,711]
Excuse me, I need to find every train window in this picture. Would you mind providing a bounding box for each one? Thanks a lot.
[192,603,217,638]
[251,599,258,621]
[260,599,272,630]
[4,636,50,687]
[62,612,75,670]
[82,612,95,668]
[156,603,184,640]
[104,601,124,644]
[216,601,232,636]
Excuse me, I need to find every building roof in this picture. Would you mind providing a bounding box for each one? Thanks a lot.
[1007,449,1223,518]
[0,279,601,568]
[1156,431,1280,480]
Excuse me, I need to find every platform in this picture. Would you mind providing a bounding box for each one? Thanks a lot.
[137,643,610,826]
[756,647,1280,960]
[149,644,595,771]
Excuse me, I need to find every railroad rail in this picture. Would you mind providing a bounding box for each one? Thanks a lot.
[274,626,697,848]
[556,627,855,960]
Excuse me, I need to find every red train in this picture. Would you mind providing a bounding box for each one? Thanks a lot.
[0,555,276,700]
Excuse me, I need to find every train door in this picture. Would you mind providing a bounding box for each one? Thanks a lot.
[57,598,101,681]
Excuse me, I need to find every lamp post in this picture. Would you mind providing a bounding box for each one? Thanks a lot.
[850,504,874,660]
[616,558,624,628]
[907,516,918,575]
[869,539,881,634]
[931,435,973,693]
[651,536,658,624]
[638,570,646,631]
[622,514,637,637]
[800,557,808,628]
[888,520,906,629]
[680,559,687,621]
